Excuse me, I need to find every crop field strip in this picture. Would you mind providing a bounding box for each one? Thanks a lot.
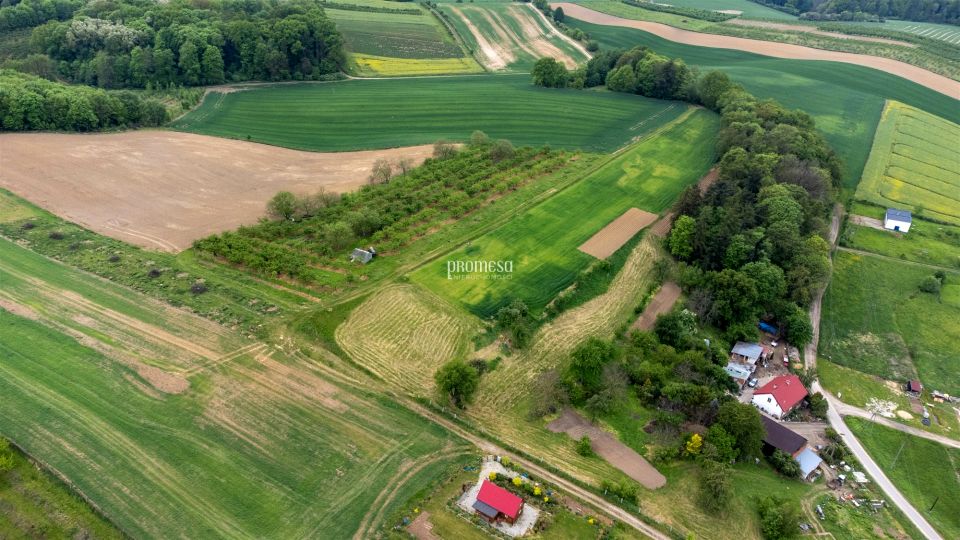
[173,74,685,152]
[0,235,465,538]
[564,15,960,188]
[855,101,960,225]
[444,2,588,70]
[412,107,717,316]
[891,21,960,44]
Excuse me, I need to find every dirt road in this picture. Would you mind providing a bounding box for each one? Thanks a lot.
[0,131,434,252]
[631,281,680,331]
[551,3,960,98]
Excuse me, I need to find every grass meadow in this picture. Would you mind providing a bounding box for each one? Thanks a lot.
[840,19,960,45]
[820,250,960,394]
[0,236,469,538]
[566,17,960,188]
[0,440,123,539]
[654,0,797,19]
[847,418,960,539]
[411,107,717,316]
[841,219,960,269]
[173,74,687,152]
[855,101,960,225]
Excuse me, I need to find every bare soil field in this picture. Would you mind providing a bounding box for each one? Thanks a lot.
[726,18,916,47]
[578,207,657,258]
[0,131,434,252]
[631,281,680,330]
[548,408,667,489]
[551,3,960,97]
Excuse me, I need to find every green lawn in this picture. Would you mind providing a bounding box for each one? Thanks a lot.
[173,74,686,152]
[854,101,960,225]
[0,440,123,539]
[841,220,960,269]
[566,17,960,188]
[0,236,467,538]
[847,418,960,539]
[656,0,797,19]
[411,107,718,316]
[820,250,960,394]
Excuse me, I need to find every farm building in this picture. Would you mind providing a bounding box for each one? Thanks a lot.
[883,208,912,233]
[730,341,766,366]
[724,362,754,387]
[760,416,807,457]
[795,448,823,481]
[752,374,807,419]
[472,480,524,525]
[350,247,377,264]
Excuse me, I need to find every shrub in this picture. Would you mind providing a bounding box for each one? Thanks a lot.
[190,281,208,294]
[148,268,161,278]
[575,435,593,456]
[433,140,457,160]
[434,359,479,408]
[108,254,121,263]
[767,449,801,478]
[489,139,515,163]
[266,191,297,221]
[48,231,64,240]
[20,221,35,230]
[757,496,801,539]
[469,130,489,146]
[919,274,941,294]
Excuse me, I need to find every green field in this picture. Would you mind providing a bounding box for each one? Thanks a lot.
[324,2,482,75]
[654,0,797,19]
[841,218,960,269]
[411,107,717,316]
[173,74,688,152]
[0,236,468,538]
[440,1,589,70]
[566,16,960,188]
[839,19,960,45]
[820,249,960,394]
[0,440,122,539]
[855,101,960,224]
[847,418,960,539]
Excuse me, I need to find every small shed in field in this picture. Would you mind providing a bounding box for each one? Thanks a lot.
[350,246,376,264]
[884,208,912,233]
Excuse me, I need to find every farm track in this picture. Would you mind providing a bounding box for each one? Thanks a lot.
[552,2,960,98]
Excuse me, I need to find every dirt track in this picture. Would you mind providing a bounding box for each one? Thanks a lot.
[0,131,433,252]
[552,3,960,98]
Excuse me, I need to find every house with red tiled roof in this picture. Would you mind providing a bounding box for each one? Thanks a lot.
[752,374,807,419]
[472,480,524,524]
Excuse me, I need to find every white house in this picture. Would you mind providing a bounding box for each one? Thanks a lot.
[751,374,807,419]
[883,208,912,233]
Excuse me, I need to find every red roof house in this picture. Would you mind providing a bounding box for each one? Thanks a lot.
[473,480,524,524]
[751,374,808,419]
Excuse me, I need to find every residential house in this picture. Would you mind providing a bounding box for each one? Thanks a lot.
[472,480,524,525]
[884,208,912,233]
[752,374,807,419]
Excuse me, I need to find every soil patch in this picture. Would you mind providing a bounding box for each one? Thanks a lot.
[0,296,39,320]
[849,214,886,230]
[550,3,959,98]
[450,6,513,69]
[725,18,916,48]
[631,281,681,331]
[407,511,440,540]
[578,208,657,259]
[0,131,434,252]
[547,408,666,489]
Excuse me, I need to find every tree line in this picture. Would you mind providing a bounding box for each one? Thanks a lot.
[9,0,344,89]
[0,0,81,32]
[533,47,838,346]
[752,0,960,24]
[0,68,167,130]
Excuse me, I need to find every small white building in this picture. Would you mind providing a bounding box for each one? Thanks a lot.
[883,208,912,233]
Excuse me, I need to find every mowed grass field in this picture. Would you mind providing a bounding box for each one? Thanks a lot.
[855,101,960,225]
[820,249,960,394]
[652,0,797,19]
[412,107,716,316]
[173,74,687,152]
[847,418,960,539]
[0,236,468,538]
[324,1,482,75]
[840,19,960,45]
[566,16,960,188]
[440,0,588,70]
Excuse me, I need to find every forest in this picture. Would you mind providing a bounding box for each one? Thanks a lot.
[751,0,960,24]
[2,0,344,88]
[533,48,838,346]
